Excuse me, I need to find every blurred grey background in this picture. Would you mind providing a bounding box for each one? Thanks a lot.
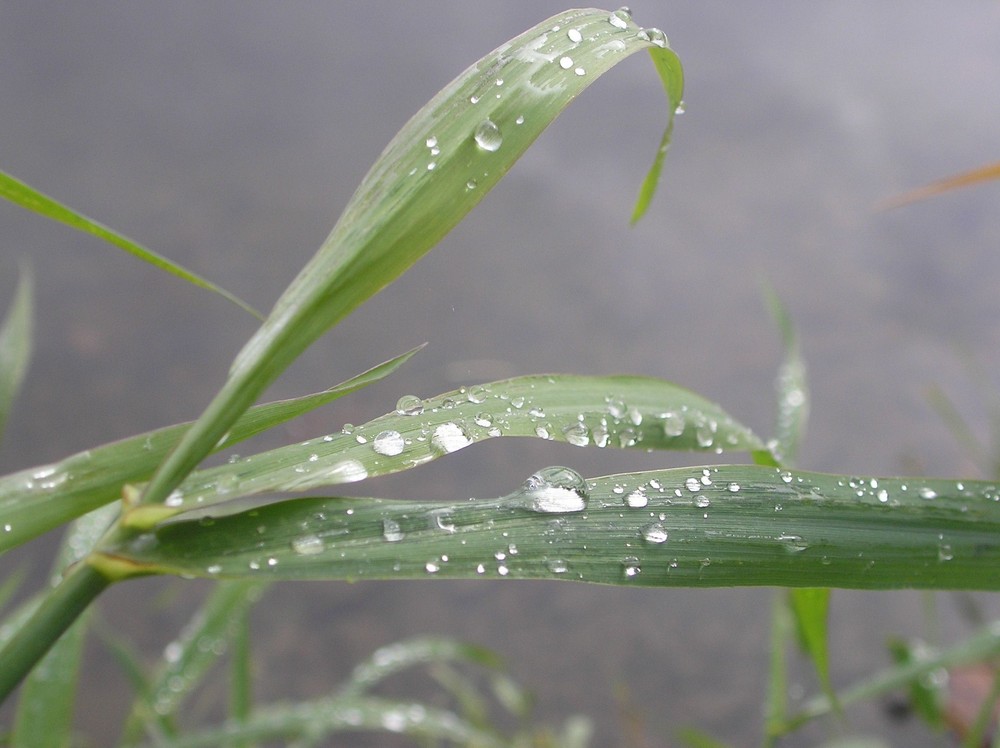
[2,2,999,745]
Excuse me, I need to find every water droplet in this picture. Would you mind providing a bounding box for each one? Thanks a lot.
[674,100,686,115]
[206,564,222,575]
[465,179,478,190]
[473,118,503,152]
[425,136,437,148]
[574,67,586,76]
[534,425,551,439]
[608,7,632,29]
[431,423,472,453]
[662,411,685,437]
[938,541,954,562]
[644,27,668,47]
[778,534,808,553]
[373,430,405,456]
[559,56,574,70]
[780,471,794,484]
[425,561,440,574]
[919,487,938,500]
[642,523,669,544]
[325,459,368,483]
[467,386,488,404]
[546,558,569,574]
[474,412,493,427]
[515,114,525,125]
[727,483,741,493]
[567,28,583,43]
[695,420,716,448]
[622,556,641,578]
[520,466,589,513]
[383,518,404,542]
[694,496,710,509]
[625,488,648,508]
[684,477,701,492]
[291,534,325,555]
[395,395,424,416]
[562,422,590,447]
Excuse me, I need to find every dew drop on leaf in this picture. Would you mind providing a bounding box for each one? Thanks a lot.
[431,422,472,453]
[372,430,405,456]
[625,488,648,508]
[642,523,669,544]
[395,395,424,416]
[291,534,325,555]
[520,466,589,513]
[473,118,503,152]
[608,7,631,29]
[382,518,405,542]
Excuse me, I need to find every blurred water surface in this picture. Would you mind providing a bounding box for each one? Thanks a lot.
[2,3,999,744]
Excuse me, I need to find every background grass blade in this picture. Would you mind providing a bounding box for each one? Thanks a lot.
[0,170,261,319]
[879,160,1000,210]
[0,265,32,445]
[764,286,808,466]
[789,588,839,716]
[152,374,764,518]
[101,466,1000,589]
[0,346,420,554]
[135,8,684,515]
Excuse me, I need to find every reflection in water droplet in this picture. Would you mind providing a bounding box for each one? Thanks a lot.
[291,534,325,555]
[431,423,472,453]
[395,395,424,416]
[372,430,405,456]
[473,119,503,152]
[520,466,589,513]
[642,523,669,544]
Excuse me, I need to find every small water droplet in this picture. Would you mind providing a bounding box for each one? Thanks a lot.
[515,114,525,125]
[291,534,325,555]
[395,395,424,416]
[780,471,794,484]
[562,422,590,447]
[625,488,648,508]
[559,56,574,70]
[622,555,641,578]
[383,518,404,542]
[662,411,685,437]
[567,28,583,43]
[919,487,938,500]
[467,386,489,404]
[519,466,589,513]
[373,430,405,456]
[644,27,668,47]
[642,523,669,544]
[694,496,710,509]
[608,7,632,29]
[685,477,701,492]
[465,179,478,190]
[474,118,503,152]
[574,67,586,76]
[425,136,437,148]
[727,483,741,493]
[425,561,440,574]
[547,558,569,574]
[778,533,808,553]
[674,100,686,115]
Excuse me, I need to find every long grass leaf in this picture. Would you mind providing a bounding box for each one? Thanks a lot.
[100,466,1000,590]
[789,588,840,716]
[0,170,261,319]
[149,374,763,520]
[0,265,32,445]
[135,8,684,516]
[138,696,507,748]
[764,286,807,466]
[0,346,420,554]
[879,160,1000,210]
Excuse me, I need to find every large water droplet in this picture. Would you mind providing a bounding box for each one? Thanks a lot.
[474,119,503,152]
[431,423,472,453]
[559,56,574,70]
[521,466,589,513]
[562,422,591,447]
[625,488,648,508]
[372,430,405,456]
[395,395,424,416]
[662,411,685,437]
[291,534,325,556]
[567,28,583,43]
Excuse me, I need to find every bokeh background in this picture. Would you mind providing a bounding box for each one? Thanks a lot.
[2,3,999,745]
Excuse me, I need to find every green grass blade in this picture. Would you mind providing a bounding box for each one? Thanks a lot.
[789,588,840,717]
[144,696,507,748]
[0,346,420,554]
[120,580,268,744]
[135,8,684,515]
[228,599,253,748]
[764,287,808,466]
[149,374,763,520]
[763,592,791,747]
[782,620,1000,732]
[10,504,117,747]
[0,170,261,320]
[886,638,945,729]
[101,466,1000,590]
[0,265,33,445]
[339,637,501,701]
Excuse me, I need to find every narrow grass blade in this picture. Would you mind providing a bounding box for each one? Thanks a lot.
[781,621,1000,731]
[135,8,684,516]
[339,637,501,700]
[149,374,764,520]
[763,592,791,747]
[0,265,32,445]
[676,727,734,748]
[120,580,268,744]
[0,170,261,319]
[100,466,1000,590]
[0,346,420,554]
[886,638,945,729]
[9,504,117,742]
[142,696,507,748]
[879,160,1000,210]
[789,588,839,716]
[764,287,807,466]
[228,598,253,745]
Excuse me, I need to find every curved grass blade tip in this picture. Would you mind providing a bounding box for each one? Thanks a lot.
[137,7,685,511]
